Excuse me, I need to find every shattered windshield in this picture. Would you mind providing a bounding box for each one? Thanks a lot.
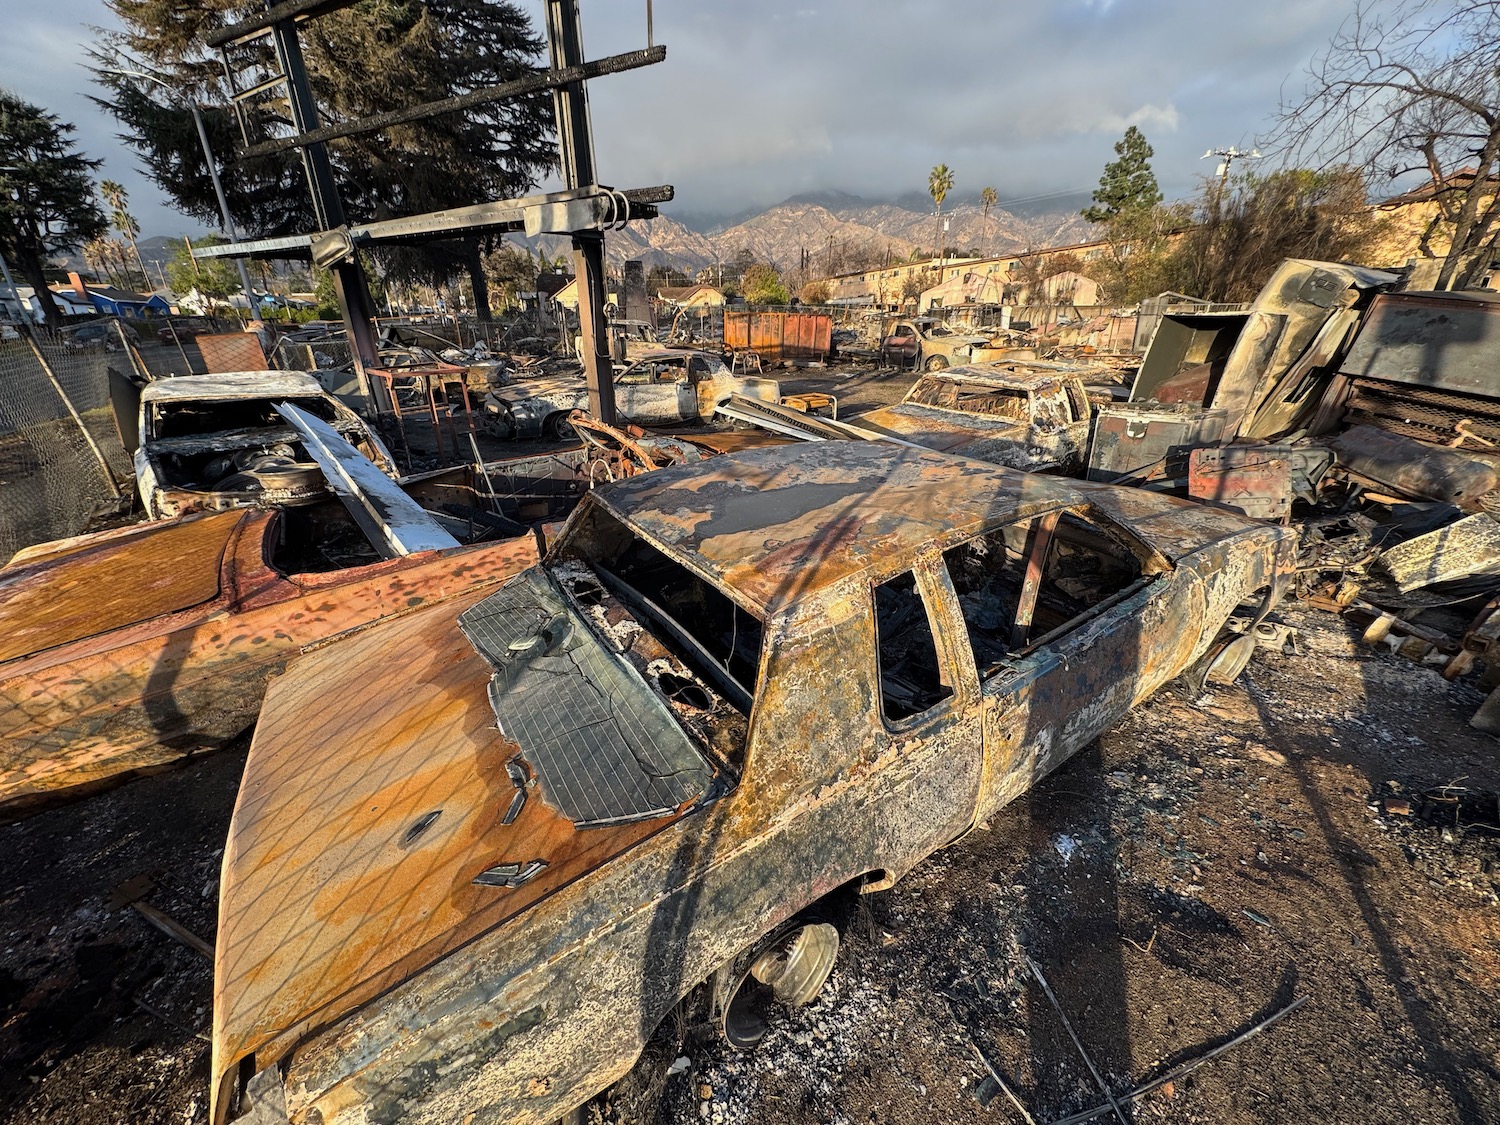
[459,569,720,828]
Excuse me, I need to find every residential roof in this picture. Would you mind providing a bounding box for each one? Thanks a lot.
[140,371,325,403]
[1381,167,1500,207]
[50,285,157,304]
[588,441,1077,615]
[657,284,721,301]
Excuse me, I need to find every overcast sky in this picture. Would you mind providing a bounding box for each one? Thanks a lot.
[0,0,1356,239]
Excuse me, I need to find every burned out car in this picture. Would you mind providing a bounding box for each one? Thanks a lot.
[480,348,780,439]
[128,372,398,518]
[211,442,1293,1125]
[856,363,1094,472]
[880,317,990,371]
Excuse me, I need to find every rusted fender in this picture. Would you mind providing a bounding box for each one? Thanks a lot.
[0,514,539,819]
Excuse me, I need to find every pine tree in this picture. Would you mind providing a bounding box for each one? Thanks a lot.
[0,93,108,325]
[1082,126,1163,224]
[89,0,557,321]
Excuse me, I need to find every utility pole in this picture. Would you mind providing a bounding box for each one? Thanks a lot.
[97,67,261,325]
[1202,145,1262,183]
[548,0,615,424]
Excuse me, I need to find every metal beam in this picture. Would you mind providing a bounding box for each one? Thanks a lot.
[235,46,666,161]
[190,185,672,261]
[205,0,359,49]
[549,0,615,426]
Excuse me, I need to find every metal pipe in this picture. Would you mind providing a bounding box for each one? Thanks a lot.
[188,102,262,326]
[25,336,124,499]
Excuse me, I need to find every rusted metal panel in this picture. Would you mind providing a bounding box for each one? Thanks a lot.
[1188,447,1294,521]
[1376,512,1500,592]
[0,511,239,663]
[1086,403,1228,483]
[1339,291,1500,397]
[1328,424,1498,508]
[198,331,270,373]
[210,442,1295,1125]
[0,516,540,819]
[723,310,831,365]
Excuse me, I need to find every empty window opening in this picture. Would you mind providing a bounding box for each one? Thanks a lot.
[1031,512,1143,636]
[942,526,1031,675]
[595,537,763,716]
[906,376,1028,421]
[875,570,953,722]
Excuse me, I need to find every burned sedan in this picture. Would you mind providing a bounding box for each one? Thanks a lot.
[856,363,1095,472]
[130,371,398,518]
[480,347,781,439]
[210,442,1294,1125]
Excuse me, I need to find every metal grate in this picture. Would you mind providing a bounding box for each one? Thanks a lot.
[459,571,713,828]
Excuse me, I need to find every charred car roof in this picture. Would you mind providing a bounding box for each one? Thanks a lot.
[578,442,1079,615]
[915,362,1092,394]
[140,371,327,402]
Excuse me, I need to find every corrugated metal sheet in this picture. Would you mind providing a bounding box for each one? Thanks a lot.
[723,311,831,365]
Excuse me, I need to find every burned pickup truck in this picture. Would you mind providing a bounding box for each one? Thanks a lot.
[211,442,1293,1125]
[855,363,1095,472]
[126,372,399,518]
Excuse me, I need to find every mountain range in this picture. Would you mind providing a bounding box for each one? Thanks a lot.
[529,191,1098,276]
[85,192,1097,289]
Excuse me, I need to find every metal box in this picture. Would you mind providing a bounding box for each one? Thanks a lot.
[1087,403,1228,483]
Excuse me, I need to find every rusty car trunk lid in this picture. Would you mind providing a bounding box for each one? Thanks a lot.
[0,510,244,664]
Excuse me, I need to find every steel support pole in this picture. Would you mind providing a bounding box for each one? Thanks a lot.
[268,9,383,398]
[547,0,616,425]
[188,103,261,326]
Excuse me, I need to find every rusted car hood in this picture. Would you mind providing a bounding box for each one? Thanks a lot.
[0,511,244,664]
[212,586,686,1116]
[853,403,1055,468]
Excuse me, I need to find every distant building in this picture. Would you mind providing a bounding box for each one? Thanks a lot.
[552,277,619,312]
[1373,167,1500,287]
[51,272,170,318]
[656,283,724,310]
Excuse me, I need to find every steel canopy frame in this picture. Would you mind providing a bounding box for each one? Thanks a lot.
[195,0,668,427]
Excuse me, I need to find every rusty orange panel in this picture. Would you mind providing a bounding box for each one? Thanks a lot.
[0,518,540,818]
[0,511,241,663]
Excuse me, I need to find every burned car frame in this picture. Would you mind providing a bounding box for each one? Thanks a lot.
[210,442,1294,1125]
[480,348,781,440]
[855,363,1095,472]
[128,371,399,519]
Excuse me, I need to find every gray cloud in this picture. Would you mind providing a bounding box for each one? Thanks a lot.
[1,0,1353,241]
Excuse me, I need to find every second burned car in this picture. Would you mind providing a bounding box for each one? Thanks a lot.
[211,442,1294,1125]
[479,347,781,439]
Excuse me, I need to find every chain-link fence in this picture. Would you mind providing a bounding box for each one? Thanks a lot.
[0,327,134,562]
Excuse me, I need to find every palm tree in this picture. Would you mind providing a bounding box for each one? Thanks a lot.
[980,186,998,258]
[99,180,149,292]
[928,164,954,266]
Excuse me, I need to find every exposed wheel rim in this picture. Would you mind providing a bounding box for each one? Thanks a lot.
[722,922,839,1049]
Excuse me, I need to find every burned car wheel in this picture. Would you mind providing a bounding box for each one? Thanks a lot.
[721,921,839,1049]
[545,412,578,441]
[924,354,949,372]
